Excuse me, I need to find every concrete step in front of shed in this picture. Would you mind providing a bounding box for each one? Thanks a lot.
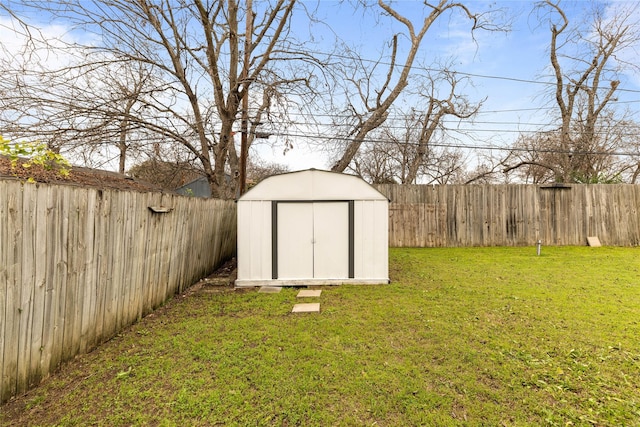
[297,290,322,298]
[257,287,321,313]
[292,303,320,313]
[293,289,322,312]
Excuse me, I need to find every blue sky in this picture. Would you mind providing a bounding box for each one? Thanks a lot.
[257,0,640,171]
[2,1,640,172]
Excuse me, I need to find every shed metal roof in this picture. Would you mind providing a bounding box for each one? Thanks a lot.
[238,169,387,201]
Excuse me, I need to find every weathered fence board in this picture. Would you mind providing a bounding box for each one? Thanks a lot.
[376,184,640,247]
[1,180,236,404]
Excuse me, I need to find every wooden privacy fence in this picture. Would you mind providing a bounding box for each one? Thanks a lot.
[0,180,236,403]
[375,184,640,247]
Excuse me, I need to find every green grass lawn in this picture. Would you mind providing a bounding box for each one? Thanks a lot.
[2,246,640,426]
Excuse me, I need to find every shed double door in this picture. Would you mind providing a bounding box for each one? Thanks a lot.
[275,202,351,279]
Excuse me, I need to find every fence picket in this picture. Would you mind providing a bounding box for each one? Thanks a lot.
[0,181,236,404]
[0,182,7,400]
[376,184,640,247]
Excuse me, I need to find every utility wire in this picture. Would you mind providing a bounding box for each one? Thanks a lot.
[319,50,640,95]
[273,130,640,157]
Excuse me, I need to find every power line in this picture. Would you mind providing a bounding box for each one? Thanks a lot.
[259,114,640,131]
[274,130,640,157]
[320,50,640,95]
[264,117,640,136]
[251,105,640,129]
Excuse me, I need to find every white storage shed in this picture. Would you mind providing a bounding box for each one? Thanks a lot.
[236,169,389,287]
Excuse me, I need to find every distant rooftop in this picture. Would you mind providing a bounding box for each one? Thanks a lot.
[0,156,166,193]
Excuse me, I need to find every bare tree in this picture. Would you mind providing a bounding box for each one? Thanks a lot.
[505,113,640,184]
[405,70,482,184]
[350,138,400,184]
[246,157,289,185]
[0,15,166,171]
[127,158,204,191]
[350,108,469,185]
[329,0,497,173]
[348,66,481,185]
[462,162,503,184]
[2,0,321,197]
[504,0,640,183]
[61,61,166,172]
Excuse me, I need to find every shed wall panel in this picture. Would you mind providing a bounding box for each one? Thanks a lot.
[373,200,389,279]
[276,203,314,279]
[313,202,349,279]
[237,201,272,281]
[354,200,388,280]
